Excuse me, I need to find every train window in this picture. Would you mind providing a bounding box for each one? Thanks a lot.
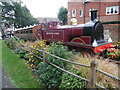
[21,31,23,34]
[57,23,60,26]
[42,24,46,30]
[23,31,25,33]
[49,23,53,27]
[26,30,29,33]
[29,30,32,33]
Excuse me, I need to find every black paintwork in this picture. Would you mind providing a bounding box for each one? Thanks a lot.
[82,10,104,44]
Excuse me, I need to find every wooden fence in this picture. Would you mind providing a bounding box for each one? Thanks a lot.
[6,38,120,89]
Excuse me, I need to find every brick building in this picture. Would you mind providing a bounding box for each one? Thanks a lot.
[68,0,120,41]
[68,0,120,24]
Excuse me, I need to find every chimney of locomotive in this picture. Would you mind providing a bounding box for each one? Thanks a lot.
[90,10,98,21]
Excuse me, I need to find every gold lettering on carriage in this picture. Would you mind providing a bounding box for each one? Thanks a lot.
[46,33,59,35]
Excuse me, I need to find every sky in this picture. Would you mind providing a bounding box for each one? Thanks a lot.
[21,0,68,18]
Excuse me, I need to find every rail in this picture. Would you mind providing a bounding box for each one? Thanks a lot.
[6,37,119,89]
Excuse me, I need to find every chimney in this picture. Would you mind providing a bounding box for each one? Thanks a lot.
[90,10,98,21]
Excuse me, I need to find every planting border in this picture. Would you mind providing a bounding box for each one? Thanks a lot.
[6,37,120,89]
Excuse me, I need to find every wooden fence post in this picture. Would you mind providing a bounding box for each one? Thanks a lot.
[43,48,46,63]
[89,60,98,88]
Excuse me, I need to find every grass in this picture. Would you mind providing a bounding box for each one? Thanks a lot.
[1,40,44,88]
[0,40,2,67]
[71,53,118,88]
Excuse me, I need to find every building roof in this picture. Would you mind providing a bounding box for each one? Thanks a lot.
[37,17,59,23]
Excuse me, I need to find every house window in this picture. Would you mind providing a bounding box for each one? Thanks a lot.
[106,6,119,15]
[68,11,70,18]
[72,10,76,17]
[89,8,94,16]
[79,10,83,17]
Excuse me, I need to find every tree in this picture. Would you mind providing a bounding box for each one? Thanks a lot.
[58,7,68,25]
[1,2,38,28]
[1,2,15,28]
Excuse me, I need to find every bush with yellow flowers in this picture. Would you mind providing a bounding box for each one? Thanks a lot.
[26,40,47,70]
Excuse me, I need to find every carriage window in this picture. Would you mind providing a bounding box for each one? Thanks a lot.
[49,23,52,27]
[26,30,29,33]
[23,31,25,33]
[29,30,32,33]
[41,24,45,30]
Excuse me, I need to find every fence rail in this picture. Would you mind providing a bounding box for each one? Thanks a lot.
[6,37,119,89]
[97,69,119,81]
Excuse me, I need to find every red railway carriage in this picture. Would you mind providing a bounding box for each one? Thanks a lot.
[14,10,115,53]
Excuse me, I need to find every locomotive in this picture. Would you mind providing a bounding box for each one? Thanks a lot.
[14,10,115,53]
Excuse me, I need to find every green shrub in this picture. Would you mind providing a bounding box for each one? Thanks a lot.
[19,50,28,60]
[37,42,70,88]
[15,47,22,54]
[59,69,87,89]
[37,62,62,88]
[5,38,16,50]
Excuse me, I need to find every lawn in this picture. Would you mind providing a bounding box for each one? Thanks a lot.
[1,40,44,88]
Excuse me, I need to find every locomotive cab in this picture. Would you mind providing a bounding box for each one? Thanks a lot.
[47,21,63,29]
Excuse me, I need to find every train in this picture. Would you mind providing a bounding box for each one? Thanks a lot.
[14,10,115,53]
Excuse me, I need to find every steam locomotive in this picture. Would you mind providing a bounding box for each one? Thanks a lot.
[14,10,115,53]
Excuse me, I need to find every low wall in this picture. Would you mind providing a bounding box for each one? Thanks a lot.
[103,24,120,42]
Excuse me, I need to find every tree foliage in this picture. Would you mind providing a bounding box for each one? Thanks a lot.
[58,7,68,25]
[1,2,38,28]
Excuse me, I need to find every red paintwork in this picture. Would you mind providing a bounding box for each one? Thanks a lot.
[43,30,64,42]
[71,36,91,44]
[32,25,42,40]
[93,43,114,53]
[32,21,115,53]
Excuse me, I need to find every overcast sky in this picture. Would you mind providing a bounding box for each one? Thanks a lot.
[21,0,68,18]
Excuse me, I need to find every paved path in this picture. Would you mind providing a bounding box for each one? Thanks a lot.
[1,67,16,89]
